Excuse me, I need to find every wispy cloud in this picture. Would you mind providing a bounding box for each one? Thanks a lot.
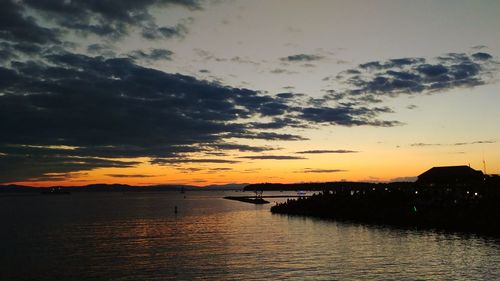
[152,158,240,164]
[208,167,232,171]
[239,155,306,160]
[281,54,324,62]
[142,22,189,40]
[127,49,173,62]
[296,168,346,173]
[106,174,157,178]
[453,140,496,146]
[228,132,309,141]
[296,149,358,154]
[410,140,496,147]
[206,143,275,152]
[270,68,297,74]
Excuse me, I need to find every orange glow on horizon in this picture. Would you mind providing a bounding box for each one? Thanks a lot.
[9,147,498,188]
[6,137,500,188]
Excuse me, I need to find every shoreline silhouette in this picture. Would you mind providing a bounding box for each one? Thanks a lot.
[269,166,500,236]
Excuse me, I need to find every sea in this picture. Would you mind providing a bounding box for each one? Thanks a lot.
[1,191,499,280]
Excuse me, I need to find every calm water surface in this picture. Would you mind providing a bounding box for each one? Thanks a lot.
[1,191,499,280]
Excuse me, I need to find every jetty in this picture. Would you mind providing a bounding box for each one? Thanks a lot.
[270,166,500,235]
[224,196,270,204]
[224,194,312,204]
[224,189,312,204]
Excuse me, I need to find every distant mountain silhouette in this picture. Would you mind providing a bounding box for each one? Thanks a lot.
[0,183,247,193]
[244,181,414,191]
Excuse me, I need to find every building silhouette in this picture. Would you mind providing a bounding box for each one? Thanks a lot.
[416,165,484,187]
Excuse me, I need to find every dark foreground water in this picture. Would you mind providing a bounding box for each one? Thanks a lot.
[1,191,499,280]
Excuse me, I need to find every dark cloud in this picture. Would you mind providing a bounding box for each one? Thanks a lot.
[359,58,425,70]
[353,95,383,104]
[2,0,198,44]
[239,155,306,160]
[0,143,198,160]
[106,174,157,178]
[128,48,173,61]
[87,43,110,53]
[281,54,323,62]
[3,52,314,181]
[0,0,61,45]
[2,41,448,183]
[228,132,309,141]
[417,64,448,77]
[300,106,402,127]
[7,53,411,182]
[0,41,45,63]
[152,158,240,164]
[296,150,358,154]
[321,91,347,102]
[141,23,188,40]
[248,118,307,130]
[203,151,228,157]
[257,102,289,116]
[0,66,20,88]
[0,153,140,183]
[3,3,498,184]
[1,53,295,150]
[336,53,497,103]
[86,43,115,56]
[206,143,274,152]
[472,52,493,60]
[276,92,294,99]
[18,172,88,182]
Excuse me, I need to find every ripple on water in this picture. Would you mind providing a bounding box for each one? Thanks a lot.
[1,191,499,280]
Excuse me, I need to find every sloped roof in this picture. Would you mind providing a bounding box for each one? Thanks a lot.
[417,165,484,184]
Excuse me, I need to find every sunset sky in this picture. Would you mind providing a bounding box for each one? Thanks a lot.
[1,0,500,187]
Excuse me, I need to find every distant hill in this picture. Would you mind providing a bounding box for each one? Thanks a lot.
[0,183,247,193]
[244,181,415,191]
[201,184,248,190]
[0,184,39,192]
